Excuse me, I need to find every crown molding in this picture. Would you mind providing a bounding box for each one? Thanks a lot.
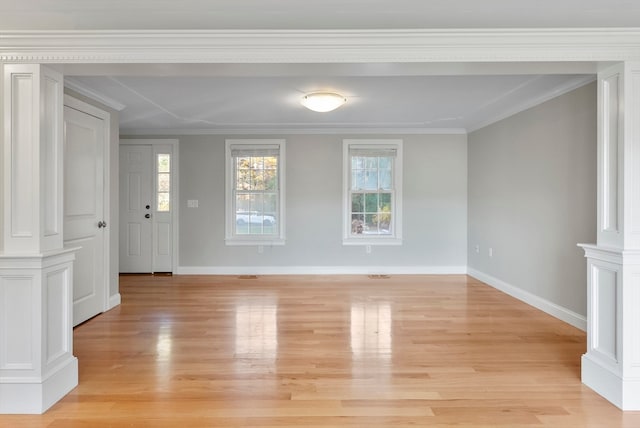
[119,127,468,136]
[1,29,640,63]
[64,77,126,111]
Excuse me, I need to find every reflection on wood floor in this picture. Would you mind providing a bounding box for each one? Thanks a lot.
[4,274,640,427]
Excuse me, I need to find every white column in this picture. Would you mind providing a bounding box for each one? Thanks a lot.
[0,64,78,414]
[580,61,640,410]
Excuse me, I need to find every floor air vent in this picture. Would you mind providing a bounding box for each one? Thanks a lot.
[238,275,258,280]
[368,274,390,279]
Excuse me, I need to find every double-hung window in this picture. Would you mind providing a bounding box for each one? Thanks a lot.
[343,139,402,245]
[225,139,285,245]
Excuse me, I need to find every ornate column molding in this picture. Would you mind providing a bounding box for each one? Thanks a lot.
[0,64,78,414]
[2,64,64,254]
[1,29,640,63]
[580,61,640,411]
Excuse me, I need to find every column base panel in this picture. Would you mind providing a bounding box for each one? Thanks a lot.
[582,353,640,411]
[0,356,78,414]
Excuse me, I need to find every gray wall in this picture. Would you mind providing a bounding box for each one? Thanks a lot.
[467,82,597,316]
[174,133,467,270]
[120,83,597,321]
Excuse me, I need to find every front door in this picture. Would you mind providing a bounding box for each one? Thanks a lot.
[64,104,106,326]
[119,145,153,272]
[120,142,175,273]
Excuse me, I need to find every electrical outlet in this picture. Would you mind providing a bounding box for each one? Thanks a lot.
[475,244,480,254]
[489,247,493,258]
[187,199,199,208]
[257,245,264,254]
[366,245,372,254]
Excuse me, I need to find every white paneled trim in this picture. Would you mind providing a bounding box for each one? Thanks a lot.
[579,243,640,410]
[596,62,640,250]
[177,265,467,275]
[0,277,34,371]
[590,263,620,364]
[64,78,126,111]
[467,75,596,132]
[42,66,64,252]
[627,272,640,371]
[582,353,625,410]
[2,29,640,63]
[583,351,640,410]
[0,247,79,269]
[623,63,640,249]
[0,356,78,414]
[598,64,624,248]
[579,243,640,264]
[0,248,78,414]
[2,65,64,254]
[5,67,37,244]
[467,268,587,331]
[44,268,70,366]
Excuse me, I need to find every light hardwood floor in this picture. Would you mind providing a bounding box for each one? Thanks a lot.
[3,274,640,427]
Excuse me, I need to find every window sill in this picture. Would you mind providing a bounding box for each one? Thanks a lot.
[225,238,285,246]
[342,238,402,246]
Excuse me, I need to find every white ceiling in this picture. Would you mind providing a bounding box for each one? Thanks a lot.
[68,73,594,134]
[2,0,639,30]
[10,0,632,133]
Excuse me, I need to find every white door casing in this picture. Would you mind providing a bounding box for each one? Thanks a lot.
[120,140,178,273]
[63,99,108,326]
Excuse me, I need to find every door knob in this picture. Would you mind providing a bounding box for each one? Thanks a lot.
[145,214,151,219]
[98,221,107,228]
[146,205,150,209]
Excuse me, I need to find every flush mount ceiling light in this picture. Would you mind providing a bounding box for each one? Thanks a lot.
[301,92,347,112]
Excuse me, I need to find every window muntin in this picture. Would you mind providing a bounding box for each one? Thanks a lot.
[233,152,278,236]
[350,150,395,236]
[343,140,402,245]
[226,140,285,245]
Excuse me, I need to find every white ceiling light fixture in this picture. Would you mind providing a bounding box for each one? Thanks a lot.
[301,92,347,112]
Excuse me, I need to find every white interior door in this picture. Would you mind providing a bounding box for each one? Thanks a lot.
[64,105,106,326]
[120,145,153,273]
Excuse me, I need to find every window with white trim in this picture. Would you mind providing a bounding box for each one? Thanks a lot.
[343,139,402,245]
[225,139,285,245]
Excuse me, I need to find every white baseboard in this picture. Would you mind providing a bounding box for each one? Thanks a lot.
[176,265,468,275]
[467,267,586,331]
[107,293,121,310]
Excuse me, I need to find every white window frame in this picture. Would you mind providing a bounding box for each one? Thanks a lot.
[225,139,286,246]
[343,139,403,246]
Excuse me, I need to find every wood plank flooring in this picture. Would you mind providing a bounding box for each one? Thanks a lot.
[3,274,640,427]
